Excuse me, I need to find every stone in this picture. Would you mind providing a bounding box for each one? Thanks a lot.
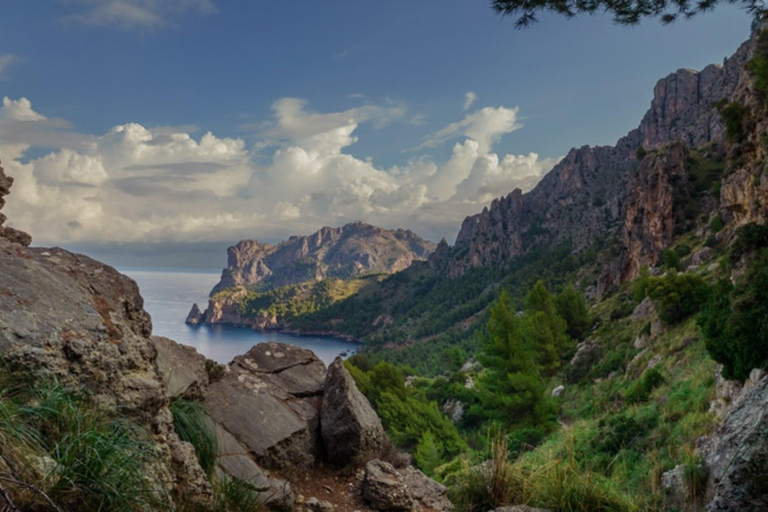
[551,385,565,397]
[401,466,450,511]
[361,459,414,511]
[203,342,325,470]
[185,303,204,325]
[632,297,655,320]
[321,357,385,466]
[691,247,713,266]
[567,340,601,382]
[153,336,209,399]
[705,373,768,511]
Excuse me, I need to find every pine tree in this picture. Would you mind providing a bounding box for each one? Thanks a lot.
[473,290,555,428]
[415,431,442,476]
[522,281,570,376]
[555,285,592,341]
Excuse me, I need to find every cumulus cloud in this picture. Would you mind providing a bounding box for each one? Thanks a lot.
[463,91,477,111]
[0,96,558,246]
[59,0,216,30]
[0,55,18,79]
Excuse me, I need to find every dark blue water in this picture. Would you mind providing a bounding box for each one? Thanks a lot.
[122,269,358,365]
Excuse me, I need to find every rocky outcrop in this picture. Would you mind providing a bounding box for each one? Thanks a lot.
[431,30,752,281]
[600,142,692,289]
[185,303,204,325]
[212,222,436,294]
[203,343,326,470]
[361,459,450,512]
[321,357,385,466]
[0,160,31,246]
[705,373,768,511]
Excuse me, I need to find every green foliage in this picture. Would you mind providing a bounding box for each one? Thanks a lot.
[717,100,750,144]
[729,222,768,263]
[625,368,665,404]
[594,409,658,456]
[636,146,647,160]
[700,249,768,381]
[646,272,708,324]
[556,285,592,341]
[346,360,467,463]
[211,478,266,512]
[0,379,161,512]
[415,431,442,476]
[709,215,724,234]
[746,29,768,103]
[492,0,767,27]
[472,291,556,429]
[660,249,682,271]
[171,398,218,477]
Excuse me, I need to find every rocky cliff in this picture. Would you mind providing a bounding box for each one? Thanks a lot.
[433,32,754,284]
[212,222,435,294]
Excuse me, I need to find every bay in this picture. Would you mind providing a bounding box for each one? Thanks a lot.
[122,268,358,365]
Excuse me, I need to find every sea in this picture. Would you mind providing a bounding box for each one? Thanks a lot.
[121,268,359,365]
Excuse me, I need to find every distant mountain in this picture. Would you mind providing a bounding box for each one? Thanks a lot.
[186,222,436,327]
[210,222,435,295]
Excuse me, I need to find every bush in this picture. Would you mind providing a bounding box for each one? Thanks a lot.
[171,398,218,477]
[709,215,724,234]
[646,272,708,324]
[700,249,768,381]
[729,222,768,263]
[211,478,266,512]
[717,100,750,144]
[660,249,682,271]
[594,411,657,456]
[625,368,665,404]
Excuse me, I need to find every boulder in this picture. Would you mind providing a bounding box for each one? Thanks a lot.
[551,385,565,397]
[705,374,768,511]
[185,303,204,325]
[321,357,385,466]
[362,459,414,511]
[153,336,209,399]
[203,343,326,470]
[401,466,450,511]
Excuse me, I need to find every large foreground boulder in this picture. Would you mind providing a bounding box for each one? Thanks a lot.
[203,342,326,470]
[321,357,385,465]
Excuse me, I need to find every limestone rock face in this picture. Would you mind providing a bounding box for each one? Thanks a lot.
[705,374,768,511]
[185,303,204,325]
[203,342,326,470]
[212,222,436,294]
[431,32,751,281]
[321,357,385,466]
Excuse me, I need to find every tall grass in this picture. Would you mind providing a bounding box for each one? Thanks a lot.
[0,379,164,511]
[170,398,218,477]
[450,432,639,512]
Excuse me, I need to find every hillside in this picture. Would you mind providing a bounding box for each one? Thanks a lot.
[287,27,761,374]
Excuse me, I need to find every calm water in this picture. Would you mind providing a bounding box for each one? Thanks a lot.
[122,268,358,365]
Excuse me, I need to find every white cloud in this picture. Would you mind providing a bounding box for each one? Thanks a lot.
[0,55,18,79]
[463,91,477,111]
[59,0,216,31]
[0,96,558,246]
[419,105,522,154]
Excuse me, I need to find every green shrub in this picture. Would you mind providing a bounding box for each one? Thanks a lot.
[729,222,768,263]
[700,249,768,381]
[709,215,724,234]
[636,146,647,160]
[212,478,266,512]
[594,410,658,455]
[717,100,750,144]
[625,368,665,404]
[171,398,218,477]
[660,249,682,271]
[646,272,708,324]
[746,29,768,103]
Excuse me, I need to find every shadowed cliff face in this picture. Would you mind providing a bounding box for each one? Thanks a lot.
[211,221,436,295]
[432,33,754,281]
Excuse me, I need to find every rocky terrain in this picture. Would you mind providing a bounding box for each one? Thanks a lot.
[0,159,449,511]
[432,32,753,284]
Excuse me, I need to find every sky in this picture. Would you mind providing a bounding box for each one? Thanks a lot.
[0,0,754,268]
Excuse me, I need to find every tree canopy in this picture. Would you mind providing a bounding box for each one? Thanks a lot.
[492,0,767,28]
